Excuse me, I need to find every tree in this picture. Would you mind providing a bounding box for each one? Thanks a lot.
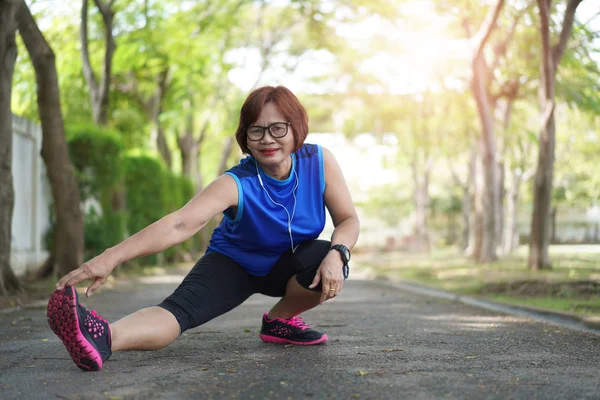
[17,0,85,278]
[81,0,116,125]
[468,0,505,263]
[0,0,22,294]
[528,0,584,270]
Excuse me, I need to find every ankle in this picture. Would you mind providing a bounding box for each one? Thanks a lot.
[266,312,295,320]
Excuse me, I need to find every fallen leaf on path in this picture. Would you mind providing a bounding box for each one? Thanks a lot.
[356,370,370,376]
[41,339,49,342]
[464,356,477,359]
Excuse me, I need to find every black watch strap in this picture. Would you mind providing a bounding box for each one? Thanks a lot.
[330,244,350,279]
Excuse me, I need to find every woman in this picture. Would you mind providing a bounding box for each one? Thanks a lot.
[47,86,360,371]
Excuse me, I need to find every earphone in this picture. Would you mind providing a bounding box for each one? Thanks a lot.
[256,160,300,253]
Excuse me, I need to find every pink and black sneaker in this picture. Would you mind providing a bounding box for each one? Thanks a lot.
[47,286,112,371]
[259,313,328,345]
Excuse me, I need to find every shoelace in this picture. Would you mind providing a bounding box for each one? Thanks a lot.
[90,310,104,320]
[285,316,308,330]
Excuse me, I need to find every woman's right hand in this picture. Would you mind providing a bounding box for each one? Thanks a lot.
[56,251,118,297]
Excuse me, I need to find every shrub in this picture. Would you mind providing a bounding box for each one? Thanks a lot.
[124,153,196,264]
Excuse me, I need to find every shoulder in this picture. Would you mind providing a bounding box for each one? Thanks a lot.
[226,156,257,179]
[319,146,338,166]
[296,143,320,159]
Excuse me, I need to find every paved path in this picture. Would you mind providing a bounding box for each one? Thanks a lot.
[1,273,599,400]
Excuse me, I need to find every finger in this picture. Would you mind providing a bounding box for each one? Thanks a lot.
[86,278,104,297]
[57,268,85,290]
[309,272,321,289]
[334,281,343,297]
[329,284,338,299]
[63,266,93,289]
[320,282,330,304]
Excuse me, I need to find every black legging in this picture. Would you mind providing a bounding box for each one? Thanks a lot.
[158,239,342,333]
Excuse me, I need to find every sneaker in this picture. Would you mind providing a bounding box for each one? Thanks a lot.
[47,286,112,371]
[259,313,328,345]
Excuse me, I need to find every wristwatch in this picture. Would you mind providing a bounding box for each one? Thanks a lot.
[330,244,351,279]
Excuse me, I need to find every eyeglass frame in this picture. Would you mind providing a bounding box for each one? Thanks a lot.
[246,122,291,141]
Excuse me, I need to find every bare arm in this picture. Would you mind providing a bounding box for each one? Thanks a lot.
[57,174,238,295]
[310,147,360,303]
[107,174,238,264]
[322,147,360,251]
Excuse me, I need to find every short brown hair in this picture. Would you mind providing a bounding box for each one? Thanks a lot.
[235,86,309,154]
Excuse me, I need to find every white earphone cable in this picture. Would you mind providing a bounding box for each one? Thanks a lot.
[256,160,299,253]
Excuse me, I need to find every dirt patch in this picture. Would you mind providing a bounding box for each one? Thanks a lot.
[481,280,600,298]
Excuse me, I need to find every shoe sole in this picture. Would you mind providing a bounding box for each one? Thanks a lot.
[47,287,103,371]
[259,333,328,345]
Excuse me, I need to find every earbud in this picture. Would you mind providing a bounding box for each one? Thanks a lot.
[256,159,299,253]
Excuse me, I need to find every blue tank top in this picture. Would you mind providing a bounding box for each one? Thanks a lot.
[207,144,326,276]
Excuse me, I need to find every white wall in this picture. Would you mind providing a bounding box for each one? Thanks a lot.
[10,114,52,276]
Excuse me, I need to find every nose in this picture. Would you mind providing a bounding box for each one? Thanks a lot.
[260,130,275,143]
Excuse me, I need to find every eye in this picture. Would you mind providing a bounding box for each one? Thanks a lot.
[248,128,262,135]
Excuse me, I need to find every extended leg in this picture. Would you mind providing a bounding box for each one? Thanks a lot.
[110,306,179,351]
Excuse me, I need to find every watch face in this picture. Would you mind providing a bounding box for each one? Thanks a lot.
[343,248,350,261]
[334,245,350,263]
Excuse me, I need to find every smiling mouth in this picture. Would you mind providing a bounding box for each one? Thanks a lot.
[260,149,278,155]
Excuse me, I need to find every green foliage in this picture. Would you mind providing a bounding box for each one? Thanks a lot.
[66,123,127,258]
[124,153,195,264]
[67,123,124,202]
[84,207,126,260]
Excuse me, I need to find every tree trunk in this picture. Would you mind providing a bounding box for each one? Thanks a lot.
[550,206,557,244]
[503,173,520,255]
[177,107,207,192]
[0,0,22,294]
[80,0,115,125]
[411,153,431,253]
[461,184,471,252]
[470,153,484,260]
[472,126,497,263]
[496,159,505,254]
[150,69,171,168]
[529,0,582,270]
[468,0,504,263]
[218,137,235,175]
[17,2,84,278]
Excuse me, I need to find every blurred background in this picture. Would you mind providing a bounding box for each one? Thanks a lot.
[3,0,599,315]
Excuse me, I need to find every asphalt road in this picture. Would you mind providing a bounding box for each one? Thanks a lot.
[1,272,599,400]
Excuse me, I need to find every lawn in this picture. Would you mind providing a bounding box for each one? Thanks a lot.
[354,245,600,318]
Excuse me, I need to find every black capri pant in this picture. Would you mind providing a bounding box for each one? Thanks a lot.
[158,239,339,333]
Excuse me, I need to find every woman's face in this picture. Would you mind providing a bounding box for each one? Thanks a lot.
[246,102,295,171]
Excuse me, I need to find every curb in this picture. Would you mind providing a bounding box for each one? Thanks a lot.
[386,280,600,336]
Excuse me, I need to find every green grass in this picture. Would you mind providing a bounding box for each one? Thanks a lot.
[355,245,600,317]
[487,295,600,315]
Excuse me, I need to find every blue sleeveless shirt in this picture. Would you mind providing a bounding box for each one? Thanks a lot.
[207,144,326,276]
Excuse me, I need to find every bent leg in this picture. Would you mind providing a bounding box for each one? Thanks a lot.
[267,275,321,319]
[263,240,333,319]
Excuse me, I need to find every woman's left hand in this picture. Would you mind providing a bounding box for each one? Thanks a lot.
[309,251,345,304]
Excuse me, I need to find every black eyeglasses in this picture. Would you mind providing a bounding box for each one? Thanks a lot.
[246,122,291,141]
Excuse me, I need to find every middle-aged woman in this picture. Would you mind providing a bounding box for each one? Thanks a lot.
[47,85,360,371]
